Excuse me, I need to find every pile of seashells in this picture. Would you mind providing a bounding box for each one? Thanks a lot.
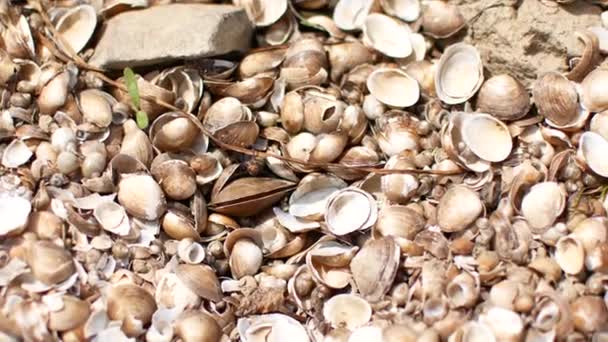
[3,0,608,341]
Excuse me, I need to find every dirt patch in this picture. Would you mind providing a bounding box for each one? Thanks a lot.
[453,0,601,87]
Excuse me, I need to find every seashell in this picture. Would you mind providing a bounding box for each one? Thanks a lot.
[375,204,425,244]
[375,113,420,157]
[237,313,309,342]
[289,173,347,220]
[117,174,167,220]
[367,68,419,108]
[2,139,32,168]
[578,131,608,177]
[380,0,420,22]
[306,240,357,289]
[151,112,208,154]
[422,1,466,38]
[590,111,608,141]
[206,77,274,108]
[28,240,75,285]
[581,67,608,113]
[154,67,203,113]
[175,264,222,302]
[174,311,222,342]
[332,146,379,181]
[224,228,264,279]
[327,42,375,84]
[476,74,530,121]
[93,201,131,236]
[333,0,377,31]
[461,113,512,162]
[239,48,286,79]
[362,14,412,58]
[325,188,377,236]
[437,185,483,232]
[520,182,565,231]
[120,119,154,167]
[350,236,400,302]
[446,272,479,308]
[448,322,495,342]
[151,159,197,200]
[55,5,97,54]
[100,0,149,18]
[281,39,328,90]
[48,295,91,332]
[571,296,608,333]
[162,207,200,241]
[554,235,585,275]
[404,60,436,97]
[323,294,372,330]
[3,16,35,59]
[176,239,205,264]
[380,153,419,203]
[0,50,18,87]
[435,43,483,105]
[78,89,115,128]
[190,153,223,185]
[480,307,523,342]
[38,69,73,114]
[107,283,157,337]
[235,0,287,27]
[533,72,579,127]
[210,177,295,217]
[156,272,201,310]
[28,211,63,240]
[565,31,601,82]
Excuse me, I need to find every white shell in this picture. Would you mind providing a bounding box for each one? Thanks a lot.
[579,131,608,177]
[55,5,97,54]
[237,313,310,342]
[362,14,412,58]
[555,235,585,275]
[520,182,565,231]
[0,196,31,236]
[333,0,376,31]
[461,113,512,162]
[366,68,420,107]
[435,43,484,104]
[93,201,131,236]
[380,0,420,22]
[2,139,32,168]
[176,239,205,264]
[325,188,377,236]
[323,294,372,330]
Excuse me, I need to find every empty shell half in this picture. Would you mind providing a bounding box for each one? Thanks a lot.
[520,182,566,231]
[325,187,377,236]
[435,43,483,104]
[366,68,420,108]
[323,294,372,330]
[362,14,412,58]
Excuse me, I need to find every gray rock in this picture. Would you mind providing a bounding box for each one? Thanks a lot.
[89,4,253,69]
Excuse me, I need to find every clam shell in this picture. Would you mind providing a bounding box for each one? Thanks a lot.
[461,113,512,162]
[435,43,483,104]
[0,196,31,236]
[333,0,376,31]
[380,0,420,22]
[323,294,372,330]
[476,74,530,121]
[520,182,565,231]
[422,0,465,38]
[366,68,419,107]
[325,188,377,236]
[93,201,131,236]
[55,5,97,54]
[117,174,167,220]
[289,173,347,220]
[581,68,608,113]
[533,72,578,127]
[175,264,222,302]
[437,185,483,232]
[555,235,585,275]
[2,139,32,168]
[578,131,608,177]
[210,177,295,217]
[350,236,400,302]
[362,14,412,58]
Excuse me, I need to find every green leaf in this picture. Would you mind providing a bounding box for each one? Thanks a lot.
[135,110,149,129]
[123,67,141,109]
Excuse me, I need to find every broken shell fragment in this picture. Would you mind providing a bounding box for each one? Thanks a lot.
[2,139,32,168]
[435,43,483,104]
[325,187,377,236]
[366,68,420,108]
[323,294,372,330]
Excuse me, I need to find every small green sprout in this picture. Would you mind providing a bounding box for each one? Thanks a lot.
[123,67,148,129]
